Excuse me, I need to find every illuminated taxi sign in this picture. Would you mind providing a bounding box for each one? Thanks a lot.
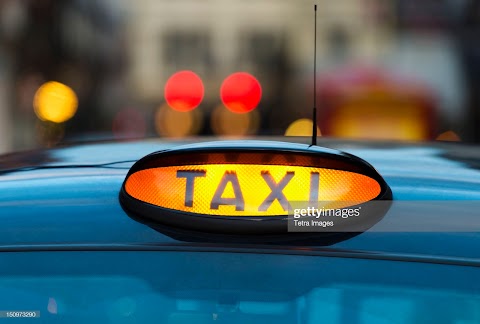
[125,165,381,216]
[120,140,392,238]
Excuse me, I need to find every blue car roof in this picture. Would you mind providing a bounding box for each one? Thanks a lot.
[1,137,480,262]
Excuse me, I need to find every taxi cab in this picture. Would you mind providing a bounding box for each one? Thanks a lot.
[1,136,480,323]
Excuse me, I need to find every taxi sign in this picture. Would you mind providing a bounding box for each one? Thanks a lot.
[125,165,381,216]
[120,141,392,241]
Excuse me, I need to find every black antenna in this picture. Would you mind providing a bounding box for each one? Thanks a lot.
[311,4,318,146]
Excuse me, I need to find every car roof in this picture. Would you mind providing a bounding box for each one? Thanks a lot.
[1,137,480,262]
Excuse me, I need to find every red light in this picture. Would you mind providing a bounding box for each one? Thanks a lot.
[220,72,262,113]
[164,71,204,111]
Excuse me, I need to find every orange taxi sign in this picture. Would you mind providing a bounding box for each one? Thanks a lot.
[119,141,392,239]
[125,164,381,216]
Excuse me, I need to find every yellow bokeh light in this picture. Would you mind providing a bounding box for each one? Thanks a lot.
[211,105,260,136]
[330,103,426,140]
[33,81,78,123]
[285,119,321,137]
[155,103,203,137]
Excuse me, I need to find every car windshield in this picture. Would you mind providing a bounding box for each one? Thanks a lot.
[1,251,479,323]
[0,0,478,153]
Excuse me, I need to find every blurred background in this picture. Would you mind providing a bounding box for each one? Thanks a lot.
[0,0,479,153]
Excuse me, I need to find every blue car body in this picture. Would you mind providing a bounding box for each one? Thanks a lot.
[1,138,480,323]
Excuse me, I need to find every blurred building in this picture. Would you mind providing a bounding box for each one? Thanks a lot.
[0,0,477,153]
[126,0,394,133]
[0,0,127,153]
